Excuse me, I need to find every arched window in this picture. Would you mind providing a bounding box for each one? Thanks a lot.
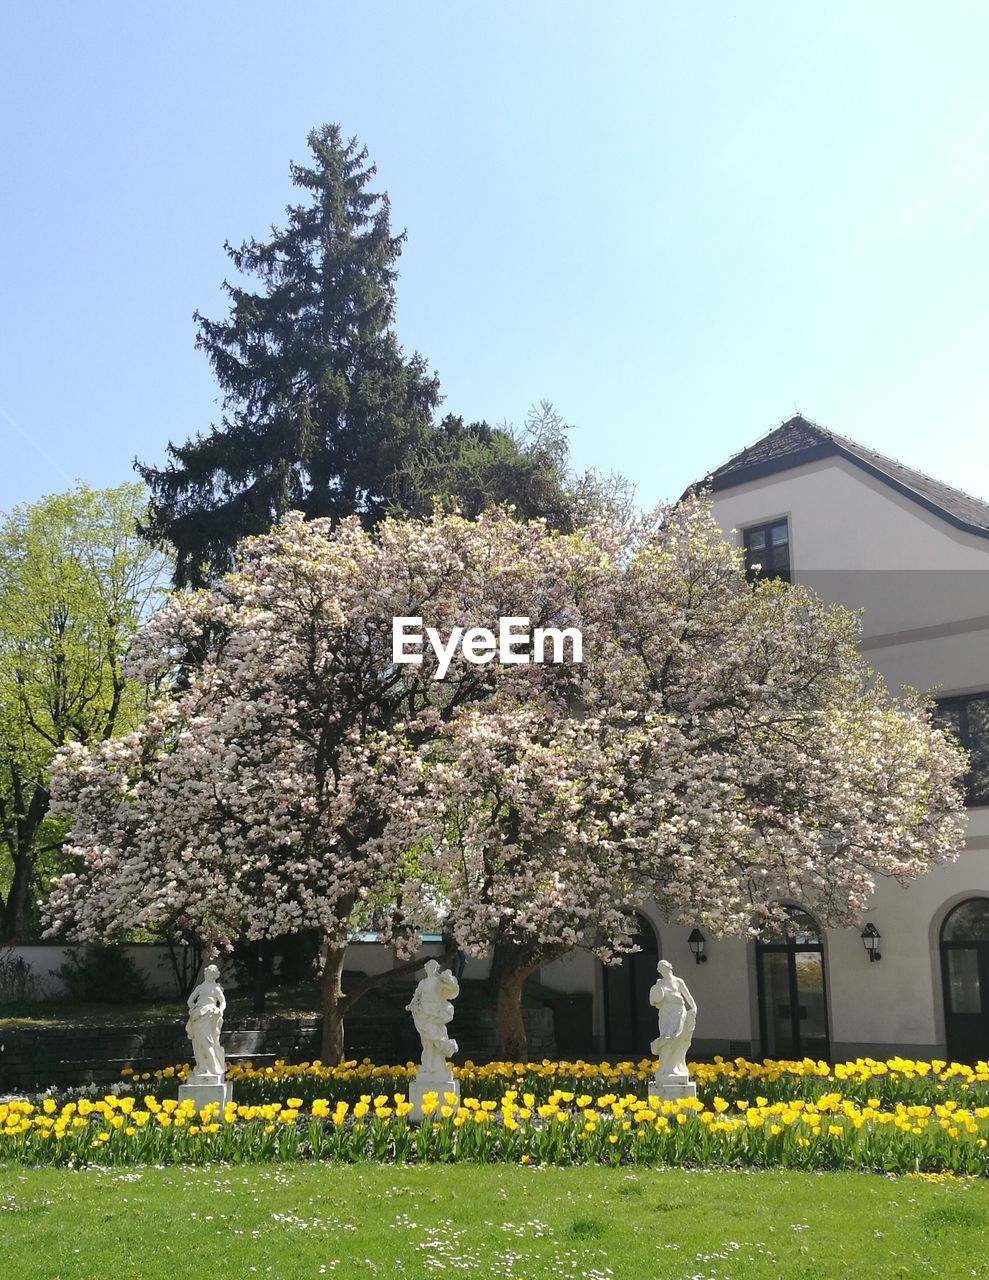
[942,899,989,942]
[756,905,830,1060]
[940,898,989,1062]
[760,906,822,946]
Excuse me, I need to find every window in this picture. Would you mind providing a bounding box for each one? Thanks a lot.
[756,905,829,1059]
[759,905,822,946]
[942,898,989,942]
[743,519,790,583]
[935,692,989,807]
[940,898,989,1060]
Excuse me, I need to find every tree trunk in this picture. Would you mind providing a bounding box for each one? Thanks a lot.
[1,849,34,944]
[1,779,49,943]
[164,933,204,999]
[491,944,540,1063]
[317,942,458,1065]
[253,937,267,1016]
[320,943,348,1065]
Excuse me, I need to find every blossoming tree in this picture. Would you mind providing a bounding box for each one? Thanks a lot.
[44,510,610,1061]
[430,500,967,1058]
[435,701,642,1059]
[46,501,967,1062]
[597,502,967,937]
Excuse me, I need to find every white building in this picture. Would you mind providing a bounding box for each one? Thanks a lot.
[542,415,989,1062]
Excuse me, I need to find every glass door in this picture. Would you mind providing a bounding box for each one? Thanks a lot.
[941,900,989,1063]
[758,949,797,1057]
[793,949,829,1058]
[604,915,659,1055]
[756,907,830,1060]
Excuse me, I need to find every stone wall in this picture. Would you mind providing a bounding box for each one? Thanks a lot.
[0,1007,556,1092]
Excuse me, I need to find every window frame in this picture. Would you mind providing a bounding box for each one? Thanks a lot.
[742,518,791,584]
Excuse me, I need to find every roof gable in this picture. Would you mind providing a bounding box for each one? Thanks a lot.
[693,415,989,540]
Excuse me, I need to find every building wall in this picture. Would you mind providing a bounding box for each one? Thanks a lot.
[537,454,989,1063]
[694,452,989,1059]
[821,856,989,1056]
[708,455,989,575]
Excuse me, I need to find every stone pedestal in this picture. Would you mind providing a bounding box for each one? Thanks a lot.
[179,1074,233,1114]
[648,1074,697,1103]
[408,1072,460,1122]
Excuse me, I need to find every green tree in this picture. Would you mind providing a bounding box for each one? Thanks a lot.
[138,125,606,586]
[0,483,169,940]
[392,402,582,528]
[138,123,442,588]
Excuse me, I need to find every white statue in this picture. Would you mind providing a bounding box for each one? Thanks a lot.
[406,959,459,1075]
[185,963,227,1079]
[649,959,696,1080]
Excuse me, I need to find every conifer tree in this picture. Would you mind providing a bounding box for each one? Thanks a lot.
[395,403,575,527]
[138,124,441,587]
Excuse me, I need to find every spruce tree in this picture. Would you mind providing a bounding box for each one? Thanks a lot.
[138,124,441,587]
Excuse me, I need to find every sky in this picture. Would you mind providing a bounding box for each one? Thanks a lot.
[2,1,988,517]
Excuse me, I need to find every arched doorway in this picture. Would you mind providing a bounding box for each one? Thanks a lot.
[756,906,830,1059]
[940,898,989,1063]
[603,914,659,1055]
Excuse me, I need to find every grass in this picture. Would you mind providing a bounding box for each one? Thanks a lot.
[2,1163,989,1279]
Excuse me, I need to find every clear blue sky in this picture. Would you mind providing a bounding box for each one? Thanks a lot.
[2,1,988,515]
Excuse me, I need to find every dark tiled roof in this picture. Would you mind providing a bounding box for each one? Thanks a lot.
[691,415,989,539]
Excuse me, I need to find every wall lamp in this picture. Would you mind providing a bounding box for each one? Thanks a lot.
[861,922,882,962]
[687,928,708,964]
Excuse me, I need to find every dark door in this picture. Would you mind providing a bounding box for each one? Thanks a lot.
[941,899,989,1063]
[756,907,830,1059]
[603,915,659,1055]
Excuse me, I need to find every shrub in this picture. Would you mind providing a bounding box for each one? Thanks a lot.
[0,947,39,1004]
[55,944,149,1004]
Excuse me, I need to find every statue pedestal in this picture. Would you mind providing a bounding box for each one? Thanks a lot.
[408,1071,460,1122]
[648,1073,696,1103]
[179,1074,233,1114]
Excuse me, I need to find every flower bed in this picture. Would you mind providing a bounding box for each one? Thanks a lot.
[4,1056,989,1174]
[123,1053,989,1110]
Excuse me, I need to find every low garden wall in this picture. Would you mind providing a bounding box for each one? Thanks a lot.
[3,943,185,999]
[0,1007,555,1091]
[2,939,492,1001]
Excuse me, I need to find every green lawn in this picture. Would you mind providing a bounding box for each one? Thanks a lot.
[2,1164,988,1279]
